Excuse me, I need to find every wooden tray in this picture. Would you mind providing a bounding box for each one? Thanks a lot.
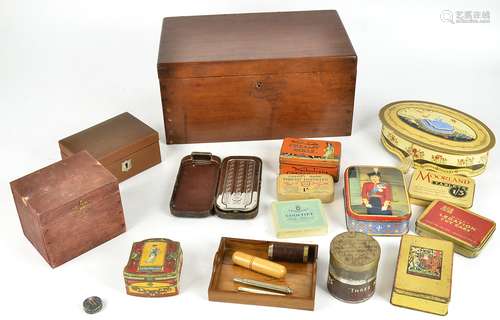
[208,237,317,310]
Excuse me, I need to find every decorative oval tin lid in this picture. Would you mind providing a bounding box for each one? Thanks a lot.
[330,232,380,273]
[379,101,495,155]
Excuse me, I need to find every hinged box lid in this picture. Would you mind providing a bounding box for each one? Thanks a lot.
[59,112,159,167]
[158,10,356,78]
[10,151,118,225]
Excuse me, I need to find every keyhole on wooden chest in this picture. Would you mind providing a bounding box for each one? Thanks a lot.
[255,81,263,89]
[122,159,132,172]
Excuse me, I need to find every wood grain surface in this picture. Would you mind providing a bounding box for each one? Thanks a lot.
[158,10,357,144]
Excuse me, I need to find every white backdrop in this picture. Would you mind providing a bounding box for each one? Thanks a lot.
[1,1,499,319]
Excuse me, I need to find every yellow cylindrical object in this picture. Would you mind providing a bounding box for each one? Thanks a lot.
[232,251,287,278]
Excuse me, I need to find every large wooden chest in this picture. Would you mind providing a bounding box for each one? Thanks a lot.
[158,10,357,144]
[10,151,126,268]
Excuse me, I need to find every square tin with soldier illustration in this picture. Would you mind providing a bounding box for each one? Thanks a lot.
[343,166,411,236]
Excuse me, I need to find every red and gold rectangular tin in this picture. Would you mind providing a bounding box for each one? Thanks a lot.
[416,200,495,257]
[279,138,341,182]
[123,238,183,297]
[343,166,411,236]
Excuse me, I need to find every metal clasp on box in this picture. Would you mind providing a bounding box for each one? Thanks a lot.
[191,152,213,164]
[122,159,132,172]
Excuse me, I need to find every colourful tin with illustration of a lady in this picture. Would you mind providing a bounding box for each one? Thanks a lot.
[379,101,495,176]
[123,238,183,297]
[343,166,411,236]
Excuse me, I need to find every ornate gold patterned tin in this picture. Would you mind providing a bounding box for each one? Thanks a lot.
[327,232,380,303]
[408,169,475,208]
[391,234,453,315]
[277,174,334,203]
[379,101,495,177]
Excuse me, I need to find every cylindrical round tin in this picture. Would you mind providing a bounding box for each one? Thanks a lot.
[327,232,381,303]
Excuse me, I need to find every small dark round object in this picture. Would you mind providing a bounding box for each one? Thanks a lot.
[83,296,103,314]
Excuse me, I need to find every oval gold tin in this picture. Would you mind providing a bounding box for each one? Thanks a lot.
[408,169,475,208]
[277,174,334,203]
[379,101,495,177]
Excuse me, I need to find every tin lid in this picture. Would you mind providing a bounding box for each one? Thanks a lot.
[215,156,262,213]
[329,232,380,273]
[416,200,496,251]
[379,101,495,156]
[123,238,182,279]
[343,166,412,222]
[408,169,475,209]
[393,235,453,303]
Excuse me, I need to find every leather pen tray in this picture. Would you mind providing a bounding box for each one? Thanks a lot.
[170,152,262,219]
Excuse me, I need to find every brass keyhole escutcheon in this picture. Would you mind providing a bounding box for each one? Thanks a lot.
[255,81,263,89]
[122,159,132,172]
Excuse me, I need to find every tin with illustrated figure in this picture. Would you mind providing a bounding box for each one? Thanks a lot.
[343,166,411,236]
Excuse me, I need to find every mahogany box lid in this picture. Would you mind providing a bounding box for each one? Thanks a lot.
[158,10,356,78]
[10,151,117,224]
[59,112,159,166]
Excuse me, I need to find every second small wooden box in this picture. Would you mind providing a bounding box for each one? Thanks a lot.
[59,112,161,182]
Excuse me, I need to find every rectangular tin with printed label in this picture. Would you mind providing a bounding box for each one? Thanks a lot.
[170,152,262,219]
[271,199,328,238]
[343,166,411,236]
[277,174,334,203]
[391,234,453,316]
[123,238,183,297]
[279,138,341,182]
[408,169,475,208]
[59,112,161,182]
[416,200,495,257]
